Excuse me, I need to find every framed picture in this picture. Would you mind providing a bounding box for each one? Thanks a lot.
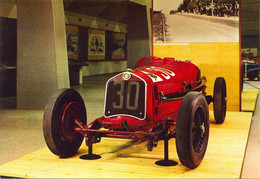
[88,29,106,60]
[241,48,258,58]
[153,0,239,43]
[66,25,78,60]
[111,32,126,60]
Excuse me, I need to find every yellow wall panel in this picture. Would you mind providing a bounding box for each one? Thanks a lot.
[153,42,240,111]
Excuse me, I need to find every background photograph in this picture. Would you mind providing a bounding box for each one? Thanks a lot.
[153,0,239,43]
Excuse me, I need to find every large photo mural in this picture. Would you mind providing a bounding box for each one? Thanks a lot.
[153,0,239,43]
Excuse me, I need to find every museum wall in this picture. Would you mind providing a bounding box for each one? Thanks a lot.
[154,43,240,111]
[0,2,16,19]
[0,2,128,77]
[0,16,17,98]
[0,2,17,98]
[16,0,70,109]
[241,0,260,58]
[65,12,127,76]
[127,2,152,69]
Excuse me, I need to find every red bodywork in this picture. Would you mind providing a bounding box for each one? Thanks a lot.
[75,56,206,149]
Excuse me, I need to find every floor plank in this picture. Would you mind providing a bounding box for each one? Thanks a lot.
[242,89,259,112]
[0,111,252,178]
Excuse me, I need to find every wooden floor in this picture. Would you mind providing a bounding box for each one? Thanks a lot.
[0,111,252,178]
[242,89,259,112]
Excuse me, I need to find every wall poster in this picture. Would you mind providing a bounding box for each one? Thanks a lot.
[88,29,106,60]
[66,25,79,60]
[153,0,239,43]
[241,48,258,59]
[111,32,126,60]
[153,0,241,111]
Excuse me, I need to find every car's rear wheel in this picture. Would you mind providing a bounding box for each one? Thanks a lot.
[176,92,209,169]
[43,88,86,158]
[213,77,227,124]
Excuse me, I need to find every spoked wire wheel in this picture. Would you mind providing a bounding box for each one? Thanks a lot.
[192,107,207,156]
[176,92,209,169]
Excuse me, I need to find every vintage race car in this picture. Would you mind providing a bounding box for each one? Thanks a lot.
[43,56,227,169]
[242,58,260,81]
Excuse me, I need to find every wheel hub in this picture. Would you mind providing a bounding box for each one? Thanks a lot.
[200,123,205,137]
[192,107,206,155]
[61,102,83,142]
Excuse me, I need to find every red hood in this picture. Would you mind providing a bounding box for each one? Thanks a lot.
[133,56,199,85]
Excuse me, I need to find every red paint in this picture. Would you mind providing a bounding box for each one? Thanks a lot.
[74,56,206,147]
[62,101,82,142]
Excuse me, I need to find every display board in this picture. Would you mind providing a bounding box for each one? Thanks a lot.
[65,25,127,62]
[111,32,127,60]
[153,0,240,111]
[241,48,258,58]
[66,25,79,60]
[88,29,106,60]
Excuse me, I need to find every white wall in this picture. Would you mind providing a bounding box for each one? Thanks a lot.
[82,61,127,76]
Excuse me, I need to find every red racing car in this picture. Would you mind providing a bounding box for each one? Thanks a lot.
[43,56,227,169]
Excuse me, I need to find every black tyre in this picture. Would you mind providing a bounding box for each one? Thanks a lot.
[176,92,209,169]
[213,77,227,124]
[43,88,86,158]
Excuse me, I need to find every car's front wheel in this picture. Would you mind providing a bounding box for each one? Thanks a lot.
[176,92,209,169]
[43,88,86,158]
